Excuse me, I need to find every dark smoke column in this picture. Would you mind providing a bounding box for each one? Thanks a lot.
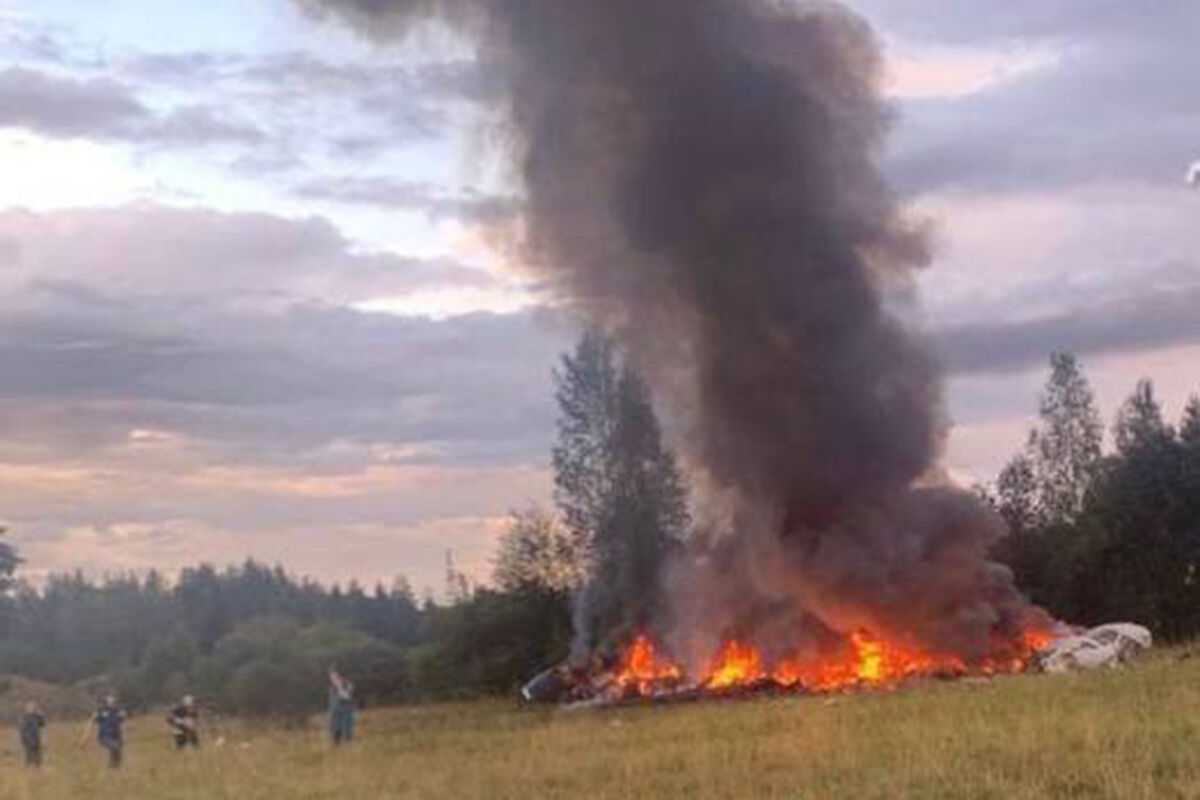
[304,0,1045,660]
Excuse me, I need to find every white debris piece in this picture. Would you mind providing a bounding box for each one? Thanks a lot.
[1038,623,1151,674]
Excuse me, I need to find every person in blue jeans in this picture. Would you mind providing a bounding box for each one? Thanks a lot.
[328,666,356,746]
[91,695,127,768]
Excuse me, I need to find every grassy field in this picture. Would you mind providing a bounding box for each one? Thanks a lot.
[2,652,1200,799]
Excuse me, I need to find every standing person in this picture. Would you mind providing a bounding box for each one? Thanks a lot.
[17,701,46,768]
[328,666,356,746]
[90,695,127,769]
[166,694,201,750]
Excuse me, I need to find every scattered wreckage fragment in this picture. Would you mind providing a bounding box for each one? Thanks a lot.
[1035,623,1152,674]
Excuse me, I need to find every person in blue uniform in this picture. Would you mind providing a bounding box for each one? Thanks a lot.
[91,695,127,768]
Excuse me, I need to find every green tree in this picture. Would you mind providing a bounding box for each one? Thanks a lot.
[492,506,586,593]
[1028,352,1103,524]
[0,530,19,638]
[995,453,1038,534]
[1059,379,1197,636]
[552,330,620,540]
[224,657,317,724]
[551,331,690,654]
[594,365,690,632]
[407,587,572,699]
[1180,396,1200,448]
[1114,379,1173,456]
[0,528,20,595]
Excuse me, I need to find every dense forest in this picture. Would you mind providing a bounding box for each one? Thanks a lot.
[0,342,1197,719]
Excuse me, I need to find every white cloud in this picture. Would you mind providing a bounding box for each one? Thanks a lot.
[0,131,144,209]
[885,42,1063,100]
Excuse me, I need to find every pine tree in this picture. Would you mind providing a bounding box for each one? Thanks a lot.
[1027,352,1103,525]
[995,453,1038,534]
[1181,396,1200,448]
[1114,379,1173,456]
[443,550,472,604]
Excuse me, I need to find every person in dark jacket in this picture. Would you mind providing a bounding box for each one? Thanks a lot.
[91,695,127,768]
[328,666,356,746]
[17,701,46,767]
[167,694,201,750]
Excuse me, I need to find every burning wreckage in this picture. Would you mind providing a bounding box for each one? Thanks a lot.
[307,0,1156,709]
[524,624,1153,707]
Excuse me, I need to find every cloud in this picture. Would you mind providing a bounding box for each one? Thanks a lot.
[0,67,143,137]
[0,21,499,187]
[856,0,1196,46]
[120,49,495,147]
[0,297,563,459]
[0,203,494,304]
[0,202,567,583]
[134,105,263,146]
[0,203,558,462]
[937,283,1200,376]
[879,3,1200,195]
[0,67,260,146]
[0,19,77,67]
[120,52,236,85]
[885,43,1062,101]
[295,175,519,223]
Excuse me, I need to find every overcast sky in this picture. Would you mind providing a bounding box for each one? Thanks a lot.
[0,0,1197,593]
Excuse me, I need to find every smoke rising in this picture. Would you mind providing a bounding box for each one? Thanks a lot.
[303,0,1047,662]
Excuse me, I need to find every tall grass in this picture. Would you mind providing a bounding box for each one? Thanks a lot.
[2,652,1198,799]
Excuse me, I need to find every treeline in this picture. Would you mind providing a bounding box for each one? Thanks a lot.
[0,556,584,718]
[986,353,1200,640]
[0,563,418,716]
[0,330,688,717]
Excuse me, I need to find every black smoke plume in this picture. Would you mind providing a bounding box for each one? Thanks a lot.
[303,0,1048,665]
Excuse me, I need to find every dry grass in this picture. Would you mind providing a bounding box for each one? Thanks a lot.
[3,651,1200,799]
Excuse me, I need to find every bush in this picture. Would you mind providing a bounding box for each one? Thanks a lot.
[226,657,319,724]
[196,617,407,720]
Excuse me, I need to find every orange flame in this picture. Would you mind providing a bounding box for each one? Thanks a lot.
[706,641,764,689]
[615,635,682,694]
[610,626,1056,698]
